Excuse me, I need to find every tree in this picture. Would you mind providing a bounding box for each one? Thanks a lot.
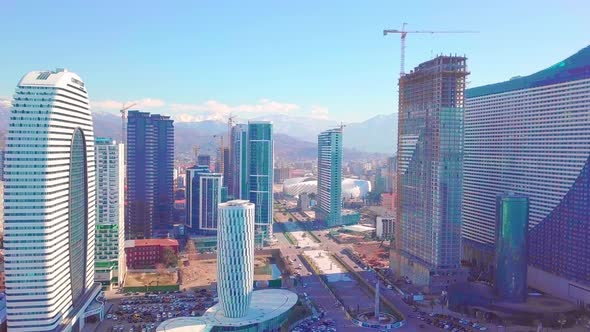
[162,247,178,268]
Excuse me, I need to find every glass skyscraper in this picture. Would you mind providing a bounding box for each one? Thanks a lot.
[126,111,174,239]
[317,128,343,227]
[94,137,126,289]
[495,194,529,302]
[247,121,274,246]
[230,124,249,200]
[186,165,222,234]
[463,46,590,303]
[4,69,101,331]
[392,56,468,291]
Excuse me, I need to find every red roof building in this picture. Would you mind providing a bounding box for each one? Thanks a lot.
[124,239,179,269]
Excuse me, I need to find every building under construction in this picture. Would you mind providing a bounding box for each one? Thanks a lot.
[392,55,468,292]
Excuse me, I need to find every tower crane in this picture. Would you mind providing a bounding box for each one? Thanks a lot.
[120,102,137,144]
[383,23,478,77]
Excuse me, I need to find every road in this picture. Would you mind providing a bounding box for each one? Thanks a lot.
[273,222,443,331]
[274,227,364,331]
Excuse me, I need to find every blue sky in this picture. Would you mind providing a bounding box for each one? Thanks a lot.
[1,0,589,122]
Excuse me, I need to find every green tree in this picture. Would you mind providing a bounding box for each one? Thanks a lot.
[162,247,178,268]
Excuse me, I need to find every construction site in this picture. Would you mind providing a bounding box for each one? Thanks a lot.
[179,250,287,290]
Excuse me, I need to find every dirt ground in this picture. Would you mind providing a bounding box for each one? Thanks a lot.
[353,241,390,268]
[180,256,275,288]
[274,210,293,222]
[125,270,178,287]
[334,233,366,243]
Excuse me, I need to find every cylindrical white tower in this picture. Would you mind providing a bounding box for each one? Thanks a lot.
[217,200,255,318]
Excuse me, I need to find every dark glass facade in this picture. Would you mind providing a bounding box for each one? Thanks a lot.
[69,128,88,306]
[529,155,590,286]
[126,111,174,239]
[464,46,590,297]
[495,194,528,302]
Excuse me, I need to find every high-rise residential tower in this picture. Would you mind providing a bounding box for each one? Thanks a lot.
[317,128,343,227]
[4,69,101,331]
[217,200,255,318]
[247,121,274,246]
[126,111,174,239]
[94,137,126,289]
[392,56,468,292]
[185,165,222,234]
[230,124,248,200]
[463,46,590,303]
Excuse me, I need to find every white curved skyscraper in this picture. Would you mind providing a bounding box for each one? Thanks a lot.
[217,200,255,318]
[4,69,99,331]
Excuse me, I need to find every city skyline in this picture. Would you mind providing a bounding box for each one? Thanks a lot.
[1,3,590,331]
[1,1,589,123]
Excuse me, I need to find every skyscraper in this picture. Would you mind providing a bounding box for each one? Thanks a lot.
[463,46,590,303]
[230,124,248,200]
[317,128,343,227]
[185,165,222,234]
[197,154,211,169]
[4,69,101,331]
[495,194,529,303]
[95,137,126,289]
[392,56,468,291]
[217,200,255,318]
[126,111,174,239]
[222,147,231,188]
[186,165,208,231]
[247,121,274,246]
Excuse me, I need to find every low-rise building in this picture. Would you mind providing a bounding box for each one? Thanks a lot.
[125,239,179,269]
[381,192,395,212]
[376,216,395,240]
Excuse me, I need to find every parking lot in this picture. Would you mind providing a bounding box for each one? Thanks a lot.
[99,290,217,332]
[292,316,337,332]
[414,311,488,331]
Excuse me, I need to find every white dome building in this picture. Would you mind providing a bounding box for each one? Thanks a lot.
[282,177,371,199]
[282,177,318,197]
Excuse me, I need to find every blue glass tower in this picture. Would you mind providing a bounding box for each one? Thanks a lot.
[317,128,343,227]
[186,165,222,234]
[126,111,174,239]
[247,121,274,246]
[495,194,529,302]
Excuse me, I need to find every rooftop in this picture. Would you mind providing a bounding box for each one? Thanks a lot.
[219,199,253,208]
[342,224,375,233]
[156,289,297,332]
[125,239,179,248]
[467,45,590,98]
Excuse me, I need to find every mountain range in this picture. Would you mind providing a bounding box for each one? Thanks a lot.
[0,100,397,159]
